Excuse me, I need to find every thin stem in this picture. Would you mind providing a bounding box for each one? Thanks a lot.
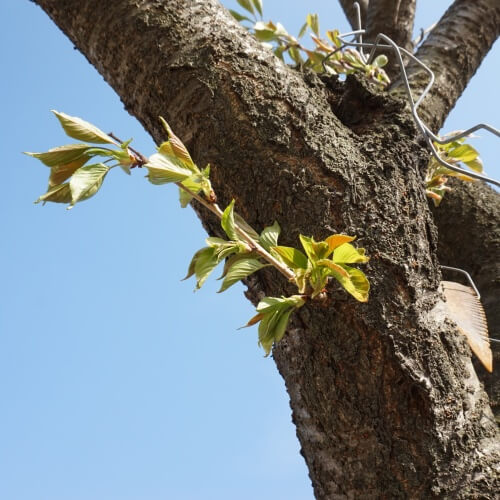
[109,132,296,281]
[176,182,295,281]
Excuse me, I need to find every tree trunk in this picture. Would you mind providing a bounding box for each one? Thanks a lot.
[31,0,500,497]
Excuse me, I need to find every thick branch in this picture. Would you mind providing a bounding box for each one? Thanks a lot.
[392,0,500,132]
[338,0,369,29]
[31,0,500,496]
[365,0,416,51]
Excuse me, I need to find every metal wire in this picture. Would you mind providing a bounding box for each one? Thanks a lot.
[322,3,500,188]
[440,265,481,299]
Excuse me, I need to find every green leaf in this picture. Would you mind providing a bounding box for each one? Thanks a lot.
[237,0,255,15]
[254,295,305,356]
[229,9,252,22]
[251,0,263,17]
[49,155,91,187]
[69,163,109,208]
[298,22,308,39]
[221,200,240,241]
[194,247,219,289]
[299,235,330,261]
[333,243,369,264]
[259,221,280,251]
[288,46,303,65]
[316,259,350,278]
[178,173,205,208]
[306,13,319,36]
[146,153,193,184]
[234,213,260,241]
[464,157,483,173]
[158,117,197,172]
[271,246,308,270]
[331,265,370,302]
[25,143,91,167]
[254,21,278,41]
[218,258,268,293]
[34,183,72,205]
[448,144,479,163]
[51,111,117,144]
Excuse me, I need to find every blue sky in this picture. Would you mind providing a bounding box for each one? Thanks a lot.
[1,1,498,499]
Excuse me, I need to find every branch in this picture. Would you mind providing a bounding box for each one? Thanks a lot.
[365,0,416,50]
[338,0,369,29]
[391,0,500,132]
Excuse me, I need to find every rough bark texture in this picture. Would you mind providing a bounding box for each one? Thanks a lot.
[338,0,369,30]
[393,0,500,132]
[31,0,500,498]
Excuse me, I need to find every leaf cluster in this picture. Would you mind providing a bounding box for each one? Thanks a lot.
[230,2,390,87]
[426,134,483,206]
[28,112,370,357]
[26,111,137,209]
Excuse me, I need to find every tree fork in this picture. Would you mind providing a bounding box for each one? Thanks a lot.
[32,0,500,497]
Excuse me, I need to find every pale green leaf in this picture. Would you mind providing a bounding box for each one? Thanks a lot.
[25,143,91,167]
[221,200,239,241]
[271,246,308,270]
[298,21,308,39]
[146,153,193,184]
[464,157,483,173]
[158,117,197,172]
[251,0,263,16]
[34,183,72,205]
[51,111,117,144]
[332,265,370,302]
[193,247,218,289]
[237,0,255,15]
[229,9,252,22]
[69,163,109,208]
[218,258,268,293]
[234,213,260,241]
[68,163,109,208]
[306,13,319,36]
[49,155,91,187]
[259,221,280,251]
[178,173,204,208]
[325,234,356,253]
[333,243,369,264]
[448,144,479,163]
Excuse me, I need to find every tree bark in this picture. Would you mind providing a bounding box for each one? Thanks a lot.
[31,0,500,497]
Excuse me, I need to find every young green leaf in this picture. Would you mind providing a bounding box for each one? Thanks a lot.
[234,213,260,241]
[306,13,320,36]
[259,221,280,251]
[330,265,370,302]
[333,243,369,264]
[158,117,197,172]
[221,200,240,241]
[25,143,91,167]
[251,0,263,17]
[271,246,308,270]
[178,173,206,208]
[51,111,117,145]
[325,234,356,253]
[146,153,193,185]
[69,163,109,208]
[237,0,255,15]
[34,183,72,205]
[48,155,91,187]
[448,144,479,163]
[373,54,388,68]
[218,258,268,293]
[229,9,252,22]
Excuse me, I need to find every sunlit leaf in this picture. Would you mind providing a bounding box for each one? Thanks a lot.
[49,155,91,187]
[251,0,263,17]
[464,157,483,173]
[233,213,260,241]
[25,143,91,167]
[448,144,479,163]
[146,153,193,184]
[333,243,369,264]
[229,9,252,22]
[325,234,356,252]
[51,111,117,144]
[69,163,109,208]
[306,13,319,36]
[221,199,240,241]
[187,247,218,290]
[271,246,308,270]
[218,258,268,293]
[331,265,370,302]
[259,221,280,251]
[373,54,388,68]
[34,183,72,205]
[237,0,255,15]
[158,117,197,172]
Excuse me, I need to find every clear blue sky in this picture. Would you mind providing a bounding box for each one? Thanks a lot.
[1,1,498,499]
